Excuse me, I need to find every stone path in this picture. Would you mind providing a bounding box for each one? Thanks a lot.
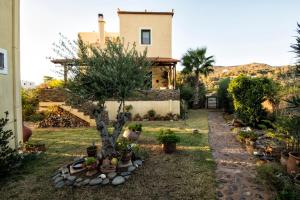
[208,111,273,200]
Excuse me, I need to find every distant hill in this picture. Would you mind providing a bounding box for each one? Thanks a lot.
[203,63,294,90]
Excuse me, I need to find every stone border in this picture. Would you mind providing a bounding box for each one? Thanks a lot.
[51,159,143,188]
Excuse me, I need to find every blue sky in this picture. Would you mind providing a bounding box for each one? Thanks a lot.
[20,0,300,83]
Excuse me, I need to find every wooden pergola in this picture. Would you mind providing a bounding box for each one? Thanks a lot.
[51,57,179,89]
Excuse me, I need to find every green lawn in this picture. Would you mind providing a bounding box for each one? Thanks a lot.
[0,110,215,200]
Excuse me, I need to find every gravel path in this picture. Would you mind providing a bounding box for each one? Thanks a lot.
[208,111,273,200]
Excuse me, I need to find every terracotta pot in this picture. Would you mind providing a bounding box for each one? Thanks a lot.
[162,143,176,154]
[22,124,32,142]
[86,146,97,157]
[287,152,300,174]
[280,152,289,166]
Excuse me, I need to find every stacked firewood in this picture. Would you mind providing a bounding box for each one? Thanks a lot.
[38,106,89,128]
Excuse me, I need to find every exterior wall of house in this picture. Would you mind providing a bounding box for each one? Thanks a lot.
[0,0,22,148]
[105,100,180,120]
[118,13,172,58]
[152,67,168,89]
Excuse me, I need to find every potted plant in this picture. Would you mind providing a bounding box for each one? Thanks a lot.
[85,157,97,169]
[86,143,97,157]
[116,138,133,164]
[157,129,180,153]
[123,123,142,141]
[280,150,289,166]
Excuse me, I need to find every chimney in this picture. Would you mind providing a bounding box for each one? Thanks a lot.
[98,13,105,45]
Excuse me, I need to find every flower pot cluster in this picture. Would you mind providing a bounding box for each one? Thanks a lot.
[52,137,145,188]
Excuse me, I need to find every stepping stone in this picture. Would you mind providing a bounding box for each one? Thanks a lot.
[107,172,117,179]
[101,178,109,185]
[89,178,102,186]
[112,176,125,185]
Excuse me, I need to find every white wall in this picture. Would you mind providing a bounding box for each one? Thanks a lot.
[105,100,180,120]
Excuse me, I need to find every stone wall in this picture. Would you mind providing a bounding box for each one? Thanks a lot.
[39,88,180,102]
[38,88,68,102]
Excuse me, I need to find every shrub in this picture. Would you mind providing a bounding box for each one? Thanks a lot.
[228,75,279,127]
[128,123,142,132]
[217,78,234,113]
[157,129,180,144]
[133,113,142,121]
[257,163,299,199]
[180,85,194,104]
[147,109,156,118]
[239,131,258,141]
[21,89,40,121]
[84,157,97,165]
[0,112,21,177]
[124,104,133,113]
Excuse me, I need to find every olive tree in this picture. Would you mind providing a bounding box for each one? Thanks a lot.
[67,38,150,157]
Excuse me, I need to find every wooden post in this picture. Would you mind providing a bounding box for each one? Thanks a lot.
[63,65,67,87]
[173,63,176,89]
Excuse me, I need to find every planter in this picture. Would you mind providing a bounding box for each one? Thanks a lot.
[280,151,289,166]
[162,143,176,154]
[287,152,300,174]
[23,124,32,142]
[86,146,97,157]
[123,130,141,141]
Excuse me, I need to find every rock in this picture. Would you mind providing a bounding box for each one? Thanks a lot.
[54,176,63,184]
[101,178,109,185]
[54,181,65,188]
[66,180,74,186]
[193,129,199,134]
[74,182,81,187]
[134,164,139,168]
[121,171,131,176]
[133,160,143,166]
[243,191,251,196]
[82,179,90,186]
[112,176,125,185]
[76,178,83,183]
[124,175,130,180]
[89,178,102,186]
[99,174,106,179]
[128,166,136,172]
[241,126,252,132]
[52,172,61,180]
[67,176,76,182]
[107,172,117,179]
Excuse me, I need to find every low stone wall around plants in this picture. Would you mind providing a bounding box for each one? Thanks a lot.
[38,88,180,102]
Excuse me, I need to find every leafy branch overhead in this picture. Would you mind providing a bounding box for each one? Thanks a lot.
[68,37,151,107]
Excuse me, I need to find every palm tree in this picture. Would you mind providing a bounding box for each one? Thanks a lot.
[182,47,215,108]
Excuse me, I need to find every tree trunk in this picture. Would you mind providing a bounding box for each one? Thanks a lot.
[193,72,200,108]
[94,108,128,158]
